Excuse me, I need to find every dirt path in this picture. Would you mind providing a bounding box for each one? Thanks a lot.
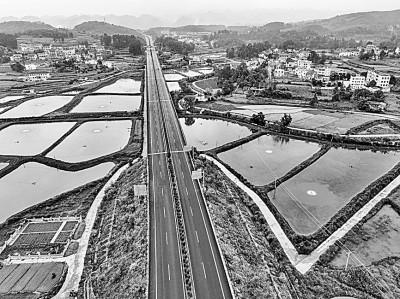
[52,162,132,299]
[204,154,400,274]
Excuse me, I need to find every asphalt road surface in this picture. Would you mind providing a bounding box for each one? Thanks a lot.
[146,37,233,299]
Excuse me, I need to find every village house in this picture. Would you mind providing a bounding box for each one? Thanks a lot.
[366,70,391,92]
[297,59,312,69]
[25,72,51,82]
[349,75,366,90]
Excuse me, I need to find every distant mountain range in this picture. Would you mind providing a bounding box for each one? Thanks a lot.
[74,21,140,36]
[0,9,400,39]
[0,15,164,30]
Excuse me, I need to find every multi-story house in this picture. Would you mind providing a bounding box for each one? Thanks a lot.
[297,59,312,69]
[350,75,366,90]
[366,70,391,91]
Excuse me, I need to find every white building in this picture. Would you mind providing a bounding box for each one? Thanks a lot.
[297,59,312,69]
[315,67,331,77]
[350,75,366,90]
[296,68,308,79]
[274,69,285,78]
[25,72,51,82]
[103,61,114,68]
[25,64,37,71]
[366,70,391,91]
[37,52,48,60]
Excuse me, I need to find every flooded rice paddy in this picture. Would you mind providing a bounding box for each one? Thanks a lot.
[179,118,251,151]
[167,82,181,92]
[268,147,399,235]
[46,120,132,162]
[0,96,25,104]
[0,96,73,118]
[331,205,400,267]
[0,162,115,223]
[0,107,11,114]
[71,95,141,113]
[177,70,202,77]
[94,79,140,94]
[164,74,185,81]
[0,122,76,156]
[218,135,321,186]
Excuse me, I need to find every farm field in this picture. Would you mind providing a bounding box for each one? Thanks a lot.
[331,205,400,268]
[268,147,399,235]
[193,77,218,91]
[0,262,66,296]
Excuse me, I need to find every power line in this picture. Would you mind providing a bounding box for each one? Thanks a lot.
[250,143,391,298]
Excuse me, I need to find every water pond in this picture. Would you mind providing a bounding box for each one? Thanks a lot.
[0,122,76,156]
[195,68,214,75]
[94,79,141,94]
[0,162,114,223]
[0,96,25,104]
[178,70,202,77]
[268,147,400,235]
[0,107,11,114]
[218,135,321,186]
[0,96,73,119]
[167,82,181,92]
[164,74,185,81]
[46,120,132,162]
[179,118,251,151]
[71,95,141,113]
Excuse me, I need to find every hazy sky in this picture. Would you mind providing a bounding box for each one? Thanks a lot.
[2,0,399,17]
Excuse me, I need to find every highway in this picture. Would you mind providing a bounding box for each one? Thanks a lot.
[146,36,233,299]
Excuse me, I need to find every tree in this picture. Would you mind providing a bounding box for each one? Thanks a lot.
[206,58,212,65]
[185,117,195,126]
[250,112,266,126]
[11,62,25,73]
[102,34,112,47]
[280,113,292,128]
[221,80,234,95]
[310,93,318,107]
[367,80,377,87]
[389,75,397,85]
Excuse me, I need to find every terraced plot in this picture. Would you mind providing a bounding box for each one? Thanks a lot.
[0,263,66,296]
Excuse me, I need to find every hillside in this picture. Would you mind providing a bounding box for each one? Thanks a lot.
[292,9,400,39]
[74,21,140,36]
[0,21,54,34]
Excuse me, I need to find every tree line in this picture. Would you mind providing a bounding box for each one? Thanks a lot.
[0,33,17,49]
[100,34,143,55]
[155,36,195,55]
